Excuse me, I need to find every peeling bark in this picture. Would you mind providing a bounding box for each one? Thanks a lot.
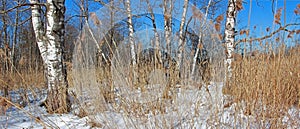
[224,0,237,78]
[29,0,47,61]
[30,0,69,113]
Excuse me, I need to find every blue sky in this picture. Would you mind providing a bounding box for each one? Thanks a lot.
[65,0,299,32]
[64,0,299,49]
[236,0,300,49]
[238,0,299,31]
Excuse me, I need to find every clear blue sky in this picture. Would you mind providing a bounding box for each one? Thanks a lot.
[238,0,299,33]
[65,0,299,47]
[237,0,299,49]
[65,0,299,31]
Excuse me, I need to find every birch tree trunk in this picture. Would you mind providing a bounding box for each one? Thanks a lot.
[163,0,173,81]
[163,0,172,55]
[224,0,237,79]
[177,0,189,74]
[146,0,161,64]
[30,0,69,113]
[30,0,47,61]
[124,0,137,83]
[191,0,212,78]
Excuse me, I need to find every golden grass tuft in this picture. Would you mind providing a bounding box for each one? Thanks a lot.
[223,44,300,126]
[0,71,45,91]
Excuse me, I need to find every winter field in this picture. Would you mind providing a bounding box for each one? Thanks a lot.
[1,45,300,128]
[1,1,300,129]
[1,83,299,128]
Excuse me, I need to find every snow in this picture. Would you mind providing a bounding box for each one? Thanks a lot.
[1,106,90,129]
[0,89,90,129]
[1,83,299,128]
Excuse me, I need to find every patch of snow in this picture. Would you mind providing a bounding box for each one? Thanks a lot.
[1,82,299,128]
[1,104,91,129]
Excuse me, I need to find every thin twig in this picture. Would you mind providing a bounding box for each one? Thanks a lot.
[65,15,87,23]
[235,23,300,47]
[0,3,46,14]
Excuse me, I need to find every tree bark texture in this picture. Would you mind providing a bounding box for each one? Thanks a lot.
[224,0,237,78]
[30,0,69,113]
[124,0,137,84]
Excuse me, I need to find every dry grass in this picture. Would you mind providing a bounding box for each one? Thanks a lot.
[0,96,11,115]
[90,57,180,115]
[71,43,216,119]
[0,61,76,92]
[223,44,300,127]
[1,43,298,128]
[1,37,298,128]
[0,71,45,93]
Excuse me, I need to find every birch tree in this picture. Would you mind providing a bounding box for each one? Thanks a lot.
[224,0,237,78]
[124,0,137,83]
[177,0,189,72]
[29,0,69,113]
[146,0,161,64]
[191,0,212,78]
[163,0,173,60]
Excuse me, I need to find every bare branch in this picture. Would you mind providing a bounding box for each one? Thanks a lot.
[15,16,32,26]
[235,23,300,47]
[65,14,87,23]
[0,3,46,14]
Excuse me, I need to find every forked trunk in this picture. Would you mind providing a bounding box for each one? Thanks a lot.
[30,0,69,113]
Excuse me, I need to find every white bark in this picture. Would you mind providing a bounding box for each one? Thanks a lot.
[125,0,137,83]
[30,0,69,113]
[191,0,212,78]
[163,0,172,55]
[29,0,47,61]
[224,0,236,78]
[177,0,189,71]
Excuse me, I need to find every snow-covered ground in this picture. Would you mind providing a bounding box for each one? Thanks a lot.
[1,106,90,129]
[1,83,299,128]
